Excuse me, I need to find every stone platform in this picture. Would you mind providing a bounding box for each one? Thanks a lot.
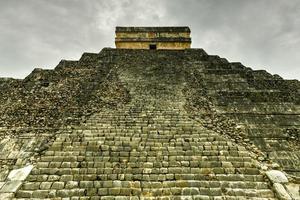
[0,49,299,199]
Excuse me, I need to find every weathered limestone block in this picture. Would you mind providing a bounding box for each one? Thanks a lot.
[0,180,22,193]
[273,183,292,200]
[65,181,78,189]
[7,165,34,181]
[0,182,4,189]
[32,190,49,198]
[80,180,94,188]
[22,182,40,190]
[285,183,300,200]
[0,193,14,200]
[15,190,33,198]
[0,169,9,181]
[40,182,52,190]
[266,170,288,183]
[51,181,65,189]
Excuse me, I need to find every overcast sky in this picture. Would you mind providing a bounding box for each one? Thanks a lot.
[0,0,299,79]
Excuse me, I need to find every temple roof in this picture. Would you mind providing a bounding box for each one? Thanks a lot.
[116,26,191,33]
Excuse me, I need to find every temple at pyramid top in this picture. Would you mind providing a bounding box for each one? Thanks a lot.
[115,26,191,49]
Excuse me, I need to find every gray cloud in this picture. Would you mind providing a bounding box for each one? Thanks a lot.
[0,0,299,79]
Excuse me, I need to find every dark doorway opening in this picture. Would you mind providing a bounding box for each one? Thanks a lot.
[149,44,157,50]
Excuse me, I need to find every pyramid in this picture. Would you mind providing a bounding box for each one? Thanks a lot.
[0,27,299,199]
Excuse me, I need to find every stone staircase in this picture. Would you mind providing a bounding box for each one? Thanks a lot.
[14,50,277,199]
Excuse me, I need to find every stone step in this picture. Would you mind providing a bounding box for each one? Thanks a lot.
[203,69,247,76]
[225,113,300,126]
[217,103,300,114]
[15,194,277,200]
[19,180,271,190]
[30,167,261,176]
[205,81,251,90]
[211,90,298,103]
[16,182,274,198]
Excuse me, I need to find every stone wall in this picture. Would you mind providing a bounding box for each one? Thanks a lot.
[0,48,299,199]
[115,26,191,49]
[115,41,191,50]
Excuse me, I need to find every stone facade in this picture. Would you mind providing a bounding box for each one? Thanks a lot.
[0,30,299,199]
[115,27,191,49]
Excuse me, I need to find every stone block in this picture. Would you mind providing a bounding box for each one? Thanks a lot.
[103,181,113,188]
[60,175,73,182]
[286,183,300,200]
[143,168,152,174]
[61,162,71,168]
[0,170,9,181]
[98,188,108,195]
[182,187,200,195]
[56,189,71,197]
[166,174,174,180]
[0,193,14,199]
[193,195,210,200]
[115,196,129,200]
[36,162,49,168]
[51,182,65,189]
[40,182,52,190]
[86,188,98,196]
[66,181,79,189]
[0,182,5,190]
[32,190,49,198]
[49,162,62,168]
[273,183,292,200]
[22,182,40,190]
[7,165,34,181]
[16,190,33,198]
[109,187,121,195]
[120,188,132,195]
[36,175,48,182]
[71,188,86,196]
[131,188,142,195]
[113,180,122,187]
[91,197,101,200]
[101,196,115,200]
[48,175,60,181]
[266,170,288,183]
[0,180,23,193]
[80,181,94,188]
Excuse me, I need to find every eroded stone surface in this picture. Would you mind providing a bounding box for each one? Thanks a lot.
[0,170,9,182]
[273,183,292,200]
[0,48,299,199]
[286,183,300,200]
[0,182,5,190]
[266,170,289,184]
[12,50,278,199]
[0,180,22,193]
[7,165,33,181]
[0,193,14,200]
